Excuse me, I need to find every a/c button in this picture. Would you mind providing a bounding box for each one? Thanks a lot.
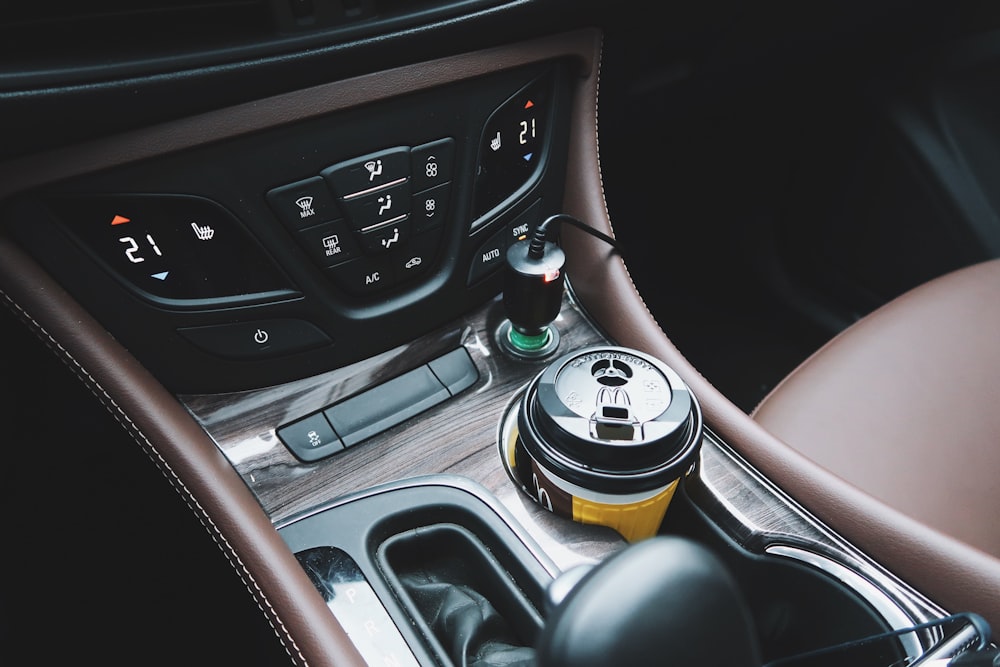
[326,256,397,296]
[178,319,332,360]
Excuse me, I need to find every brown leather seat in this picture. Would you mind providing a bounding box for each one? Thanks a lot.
[753,258,1000,559]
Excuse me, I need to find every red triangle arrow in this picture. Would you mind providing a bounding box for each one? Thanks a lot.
[524,100,534,109]
[111,214,130,226]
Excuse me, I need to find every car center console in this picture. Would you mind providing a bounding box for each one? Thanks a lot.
[0,28,991,667]
[2,58,572,394]
[182,287,979,666]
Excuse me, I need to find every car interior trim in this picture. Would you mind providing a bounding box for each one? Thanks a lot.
[0,236,367,667]
[765,544,926,658]
[182,273,968,663]
[552,33,1000,630]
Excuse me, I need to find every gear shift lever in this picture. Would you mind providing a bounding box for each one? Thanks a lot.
[535,536,762,667]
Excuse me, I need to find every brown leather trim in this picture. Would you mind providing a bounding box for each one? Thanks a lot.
[752,258,1000,558]
[0,237,366,666]
[560,34,1000,629]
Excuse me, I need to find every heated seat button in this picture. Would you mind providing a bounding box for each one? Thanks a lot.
[322,147,411,196]
[47,194,293,302]
[277,413,345,462]
[178,319,332,360]
[472,73,551,221]
[266,177,341,231]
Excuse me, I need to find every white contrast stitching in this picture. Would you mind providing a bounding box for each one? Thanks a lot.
[591,37,714,390]
[1,290,308,667]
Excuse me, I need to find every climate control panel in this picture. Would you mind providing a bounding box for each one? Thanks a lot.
[2,61,573,393]
[267,139,455,295]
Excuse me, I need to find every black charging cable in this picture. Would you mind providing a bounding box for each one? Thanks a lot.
[527,213,624,260]
[762,612,994,667]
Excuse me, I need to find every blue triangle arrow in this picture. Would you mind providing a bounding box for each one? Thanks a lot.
[151,271,169,281]
[522,152,534,162]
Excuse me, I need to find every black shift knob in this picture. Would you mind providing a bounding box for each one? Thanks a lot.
[535,536,761,667]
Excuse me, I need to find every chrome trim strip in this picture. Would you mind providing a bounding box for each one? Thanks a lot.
[277,472,564,580]
[766,544,924,660]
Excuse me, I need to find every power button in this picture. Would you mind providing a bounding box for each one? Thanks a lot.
[178,319,332,360]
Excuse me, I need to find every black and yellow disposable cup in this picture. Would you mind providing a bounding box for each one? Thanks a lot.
[499,346,702,542]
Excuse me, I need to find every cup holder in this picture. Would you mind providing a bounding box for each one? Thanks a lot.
[661,485,908,667]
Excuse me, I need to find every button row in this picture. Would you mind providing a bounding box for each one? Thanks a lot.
[266,139,455,295]
[468,199,542,285]
[277,347,479,462]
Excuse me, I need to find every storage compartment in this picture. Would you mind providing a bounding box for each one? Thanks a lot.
[277,477,921,666]
[278,481,554,666]
[378,523,543,665]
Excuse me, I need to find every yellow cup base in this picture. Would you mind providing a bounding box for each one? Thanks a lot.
[572,478,680,542]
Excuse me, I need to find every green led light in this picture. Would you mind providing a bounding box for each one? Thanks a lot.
[507,326,551,352]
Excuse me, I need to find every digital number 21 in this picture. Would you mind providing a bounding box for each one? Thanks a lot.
[119,234,163,264]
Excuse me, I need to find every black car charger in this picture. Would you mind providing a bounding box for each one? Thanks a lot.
[500,214,623,359]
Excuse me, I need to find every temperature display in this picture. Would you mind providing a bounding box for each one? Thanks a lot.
[48,194,293,303]
[473,73,550,219]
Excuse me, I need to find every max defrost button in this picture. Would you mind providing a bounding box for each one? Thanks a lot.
[266,177,341,231]
[178,319,332,360]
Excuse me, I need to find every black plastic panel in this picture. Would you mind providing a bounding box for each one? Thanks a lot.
[46,194,297,305]
[276,347,477,460]
[2,61,574,393]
